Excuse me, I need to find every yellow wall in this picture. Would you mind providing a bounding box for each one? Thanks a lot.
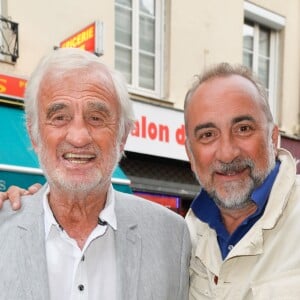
[1,0,299,136]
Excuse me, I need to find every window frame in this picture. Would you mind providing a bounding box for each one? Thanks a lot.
[115,0,165,99]
[243,1,285,121]
[243,21,278,117]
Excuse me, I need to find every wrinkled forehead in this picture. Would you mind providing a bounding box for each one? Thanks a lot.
[38,64,117,99]
[44,63,113,84]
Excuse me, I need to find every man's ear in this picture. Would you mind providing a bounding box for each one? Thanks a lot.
[27,123,39,153]
[271,125,279,153]
[119,132,129,153]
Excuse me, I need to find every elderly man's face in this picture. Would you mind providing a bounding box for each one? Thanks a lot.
[185,75,278,209]
[32,66,122,193]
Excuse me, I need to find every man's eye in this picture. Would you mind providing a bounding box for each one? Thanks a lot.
[238,125,253,132]
[91,116,101,121]
[240,125,250,131]
[197,130,217,143]
[54,115,66,121]
[201,132,213,138]
[234,124,254,136]
[50,114,70,125]
[87,115,106,125]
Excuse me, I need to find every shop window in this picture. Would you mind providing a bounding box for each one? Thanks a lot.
[243,1,285,121]
[115,0,164,98]
[243,22,271,92]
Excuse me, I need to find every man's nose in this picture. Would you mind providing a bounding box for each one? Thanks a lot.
[66,117,92,147]
[215,135,240,163]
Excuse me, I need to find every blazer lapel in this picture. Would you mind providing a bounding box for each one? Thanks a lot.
[17,215,50,300]
[115,197,142,300]
[16,187,50,300]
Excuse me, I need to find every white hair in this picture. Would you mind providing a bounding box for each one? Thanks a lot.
[25,47,135,144]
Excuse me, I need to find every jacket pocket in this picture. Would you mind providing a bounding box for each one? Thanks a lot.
[189,259,213,299]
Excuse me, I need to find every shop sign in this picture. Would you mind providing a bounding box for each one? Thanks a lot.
[134,191,180,211]
[59,21,103,56]
[0,73,27,99]
[125,101,188,161]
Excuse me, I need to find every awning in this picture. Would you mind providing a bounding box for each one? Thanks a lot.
[0,103,132,193]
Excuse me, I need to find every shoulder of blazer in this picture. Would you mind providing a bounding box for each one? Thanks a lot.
[0,184,46,228]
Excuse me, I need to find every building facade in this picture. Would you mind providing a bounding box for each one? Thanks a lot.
[1,0,299,214]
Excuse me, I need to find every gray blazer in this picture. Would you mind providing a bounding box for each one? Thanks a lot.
[0,185,191,300]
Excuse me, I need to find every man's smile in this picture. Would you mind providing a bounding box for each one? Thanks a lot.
[63,152,96,164]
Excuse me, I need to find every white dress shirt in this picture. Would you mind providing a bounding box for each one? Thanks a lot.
[43,185,117,300]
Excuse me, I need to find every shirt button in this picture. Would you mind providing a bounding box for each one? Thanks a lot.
[228,244,234,251]
[78,284,84,291]
[214,275,218,285]
[81,255,85,261]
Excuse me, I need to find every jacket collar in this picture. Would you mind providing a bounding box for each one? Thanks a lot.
[15,186,50,299]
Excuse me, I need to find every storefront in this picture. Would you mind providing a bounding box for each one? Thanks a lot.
[122,100,200,216]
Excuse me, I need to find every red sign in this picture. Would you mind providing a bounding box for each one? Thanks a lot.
[0,74,27,99]
[59,21,103,55]
[134,192,180,210]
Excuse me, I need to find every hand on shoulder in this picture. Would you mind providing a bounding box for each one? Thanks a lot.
[0,183,42,210]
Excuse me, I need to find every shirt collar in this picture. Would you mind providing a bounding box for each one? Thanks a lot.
[191,161,281,224]
[43,184,118,239]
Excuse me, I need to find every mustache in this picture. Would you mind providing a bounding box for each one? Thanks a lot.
[212,158,254,174]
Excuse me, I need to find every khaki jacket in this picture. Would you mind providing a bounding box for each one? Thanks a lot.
[186,149,300,300]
